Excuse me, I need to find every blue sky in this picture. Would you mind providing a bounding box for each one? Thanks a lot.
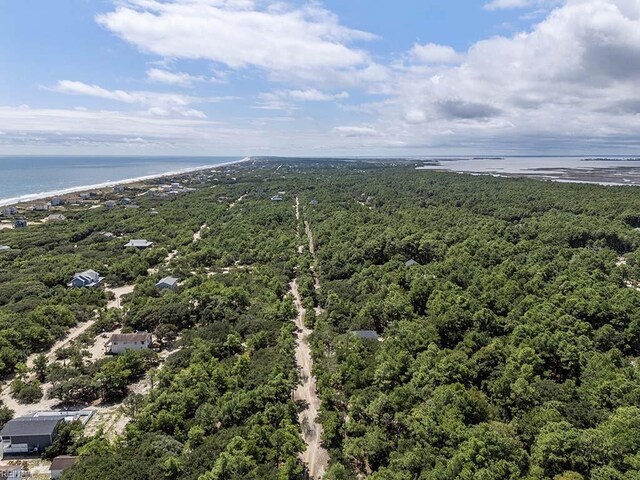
[1,0,639,155]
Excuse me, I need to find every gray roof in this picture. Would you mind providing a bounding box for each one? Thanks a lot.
[405,259,419,267]
[0,245,10,251]
[351,330,380,340]
[156,276,179,287]
[125,239,153,248]
[108,332,151,344]
[0,417,62,437]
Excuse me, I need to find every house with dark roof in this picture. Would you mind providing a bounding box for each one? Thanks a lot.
[0,417,63,458]
[50,455,78,479]
[105,332,152,355]
[2,206,17,217]
[68,270,104,288]
[13,219,27,229]
[124,239,153,249]
[350,330,381,341]
[156,276,179,291]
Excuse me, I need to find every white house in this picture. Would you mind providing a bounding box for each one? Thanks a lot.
[156,277,179,291]
[0,246,10,252]
[124,239,153,249]
[68,270,104,288]
[105,333,152,355]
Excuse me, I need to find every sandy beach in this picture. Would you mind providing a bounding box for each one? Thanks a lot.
[0,157,252,209]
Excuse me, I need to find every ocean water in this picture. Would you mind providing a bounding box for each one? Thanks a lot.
[0,156,245,206]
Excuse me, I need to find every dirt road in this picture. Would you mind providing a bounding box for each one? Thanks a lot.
[293,196,329,479]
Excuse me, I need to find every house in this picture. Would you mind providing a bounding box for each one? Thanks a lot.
[112,185,125,193]
[2,207,17,217]
[120,197,132,205]
[45,214,66,222]
[101,232,115,238]
[351,330,381,341]
[270,195,283,202]
[33,204,49,212]
[104,200,117,209]
[310,199,319,206]
[79,193,90,200]
[50,197,64,207]
[13,219,27,229]
[124,204,140,209]
[68,270,104,288]
[50,455,78,479]
[0,246,10,252]
[0,465,25,478]
[0,416,63,458]
[125,239,153,249]
[405,259,419,267]
[105,332,152,355]
[156,276,179,291]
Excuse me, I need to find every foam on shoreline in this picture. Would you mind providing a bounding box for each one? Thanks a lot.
[0,157,252,207]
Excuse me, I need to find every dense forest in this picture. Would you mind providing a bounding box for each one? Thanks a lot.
[2,158,640,479]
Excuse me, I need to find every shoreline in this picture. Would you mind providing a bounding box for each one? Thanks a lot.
[0,157,252,208]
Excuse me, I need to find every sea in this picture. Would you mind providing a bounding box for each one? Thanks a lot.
[0,156,246,206]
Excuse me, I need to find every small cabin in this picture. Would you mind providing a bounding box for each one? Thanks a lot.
[68,270,104,288]
[124,239,153,249]
[13,219,27,229]
[156,276,179,291]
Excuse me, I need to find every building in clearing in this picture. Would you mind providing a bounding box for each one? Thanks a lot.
[156,276,179,291]
[68,270,104,288]
[45,214,66,222]
[50,455,78,479]
[405,259,419,267]
[105,332,152,355]
[0,246,10,252]
[0,465,25,478]
[350,330,381,341]
[2,206,17,217]
[124,239,153,249]
[13,219,27,229]
[0,416,63,458]
[50,197,64,207]
[104,200,117,209]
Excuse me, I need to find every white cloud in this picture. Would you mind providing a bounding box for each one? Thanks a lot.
[49,80,235,118]
[146,68,204,86]
[359,0,640,152]
[332,126,381,137]
[96,0,378,84]
[410,43,464,64]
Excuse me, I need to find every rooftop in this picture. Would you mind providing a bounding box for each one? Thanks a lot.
[157,276,179,287]
[108,332,151,343]
[125,239,153,248]
[351,330,380,341]
[0,417,62,437]
[50,455,78,471]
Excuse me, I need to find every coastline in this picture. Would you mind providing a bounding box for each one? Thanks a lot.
[0,157,252,208]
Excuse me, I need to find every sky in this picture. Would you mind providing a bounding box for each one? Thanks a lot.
[1,0,639,156]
